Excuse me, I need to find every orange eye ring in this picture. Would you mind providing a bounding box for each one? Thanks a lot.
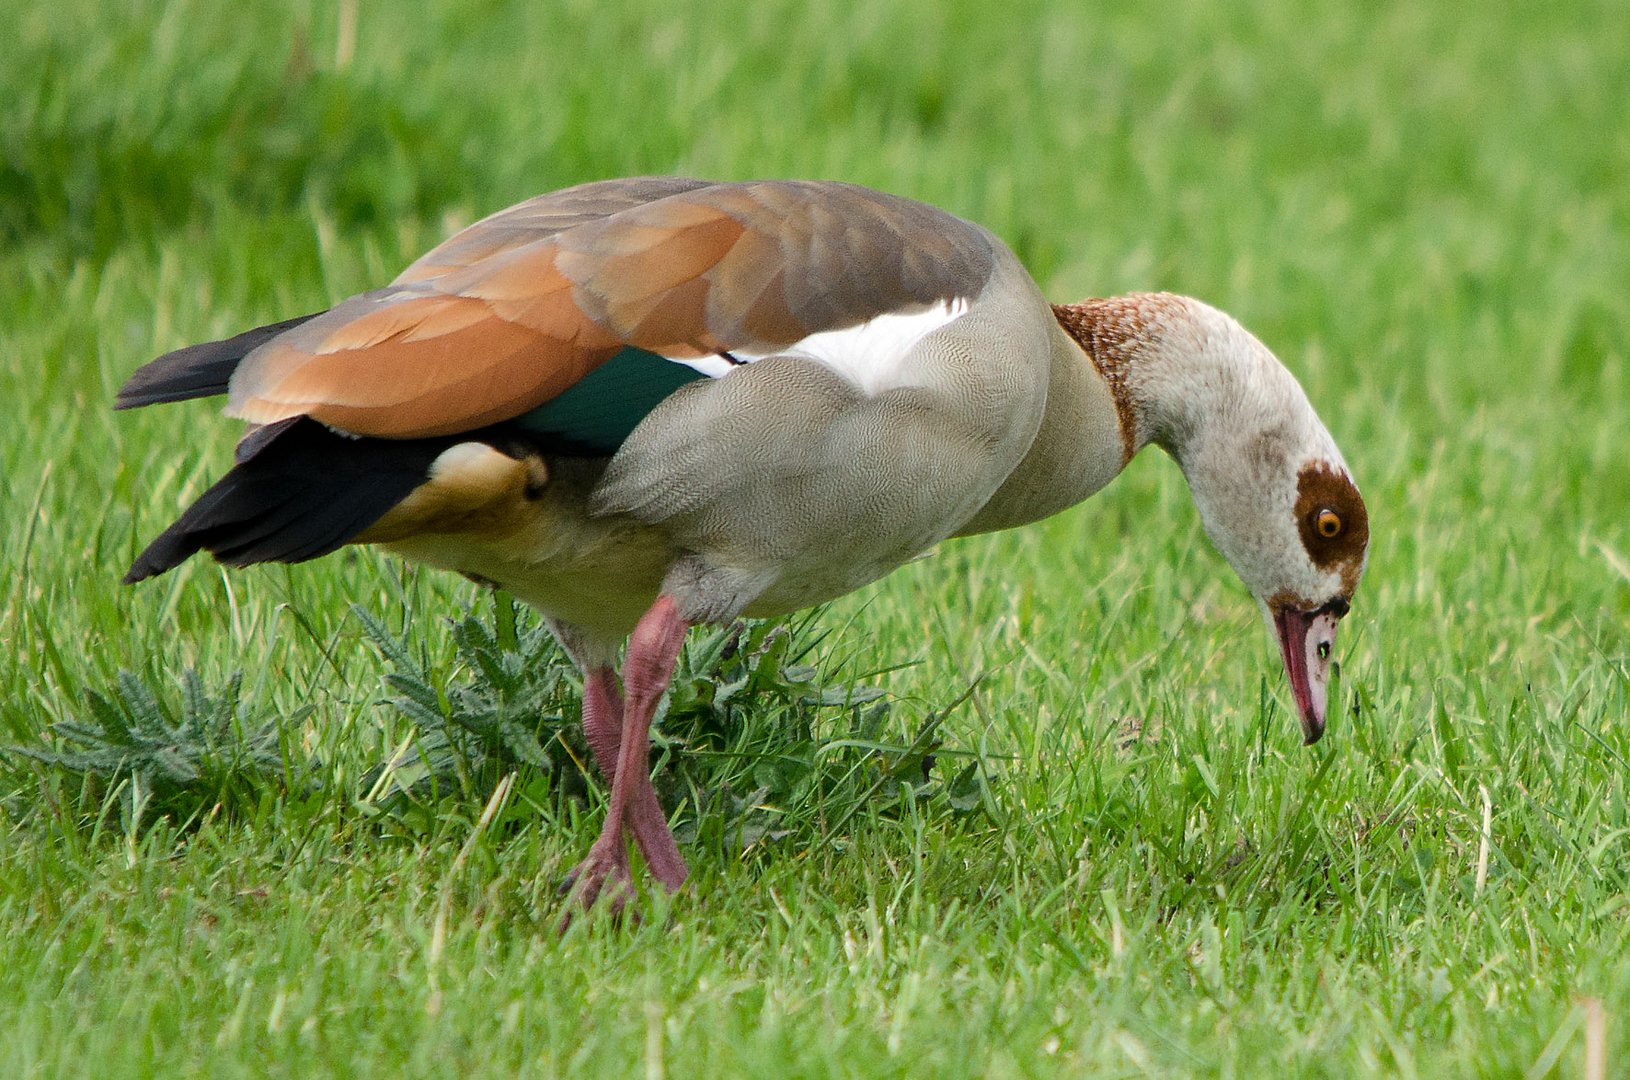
[1315,509,1343,538]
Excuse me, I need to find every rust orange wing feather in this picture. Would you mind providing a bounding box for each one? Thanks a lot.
[226,179,995,439]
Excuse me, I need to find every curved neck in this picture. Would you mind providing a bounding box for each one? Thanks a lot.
[956,292,1331,540]
[1052,293,1313,472]
[1053,294,1354,595]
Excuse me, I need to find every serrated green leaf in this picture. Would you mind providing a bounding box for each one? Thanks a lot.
[947,762,982,812]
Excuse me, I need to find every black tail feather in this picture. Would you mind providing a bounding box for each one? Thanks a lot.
[116,312,323,409]
[124,418,451,583]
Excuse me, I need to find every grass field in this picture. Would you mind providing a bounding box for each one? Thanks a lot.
[3,0,1629,1075]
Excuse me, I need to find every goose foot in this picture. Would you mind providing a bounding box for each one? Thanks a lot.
[557,840,637,929]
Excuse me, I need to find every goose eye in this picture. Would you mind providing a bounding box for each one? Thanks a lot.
[1315,509,1343,538]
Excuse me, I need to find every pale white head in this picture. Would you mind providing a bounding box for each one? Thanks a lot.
[1184,432,1369,743]
[1058,294,1370,742]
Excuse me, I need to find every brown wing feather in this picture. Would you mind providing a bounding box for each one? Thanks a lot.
[227,179,996,439]
[393,176,718,285]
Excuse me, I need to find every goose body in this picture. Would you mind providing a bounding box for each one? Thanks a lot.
[119,177,1369,913]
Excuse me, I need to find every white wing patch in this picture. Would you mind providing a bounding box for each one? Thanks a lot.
[665,298,972,393]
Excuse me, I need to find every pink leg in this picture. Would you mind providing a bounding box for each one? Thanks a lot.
[579,667,689,890]
[563,597,691,916]
[580,668,626,782]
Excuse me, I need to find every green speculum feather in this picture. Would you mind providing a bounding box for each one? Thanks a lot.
[513,346,708,454]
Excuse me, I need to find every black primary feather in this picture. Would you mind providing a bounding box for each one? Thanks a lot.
[115,313,323,409]
[124,418,455,583]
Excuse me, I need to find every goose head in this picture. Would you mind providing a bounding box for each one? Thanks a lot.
[1070,293,1371,743]
[1148,299,1369,743]
[1192,450,1368,744]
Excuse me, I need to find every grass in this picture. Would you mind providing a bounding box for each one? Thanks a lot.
[2,0,1629,1074]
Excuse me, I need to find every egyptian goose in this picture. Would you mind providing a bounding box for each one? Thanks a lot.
[118,177,1370,912]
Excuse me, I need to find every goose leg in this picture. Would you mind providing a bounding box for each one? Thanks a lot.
[579,667,625,783]
[579,667,690,890]
[562,596,690,915]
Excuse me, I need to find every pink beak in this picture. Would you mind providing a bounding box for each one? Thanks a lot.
[1272,598,1348,744]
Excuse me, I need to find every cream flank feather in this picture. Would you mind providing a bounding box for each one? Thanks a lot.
[116,177,1369,919]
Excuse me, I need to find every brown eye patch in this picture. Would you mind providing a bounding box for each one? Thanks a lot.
[1294,462,1369,592]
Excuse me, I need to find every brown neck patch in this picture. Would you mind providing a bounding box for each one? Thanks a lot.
[1052,294,1186,463]
[1294,461,1369,595]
